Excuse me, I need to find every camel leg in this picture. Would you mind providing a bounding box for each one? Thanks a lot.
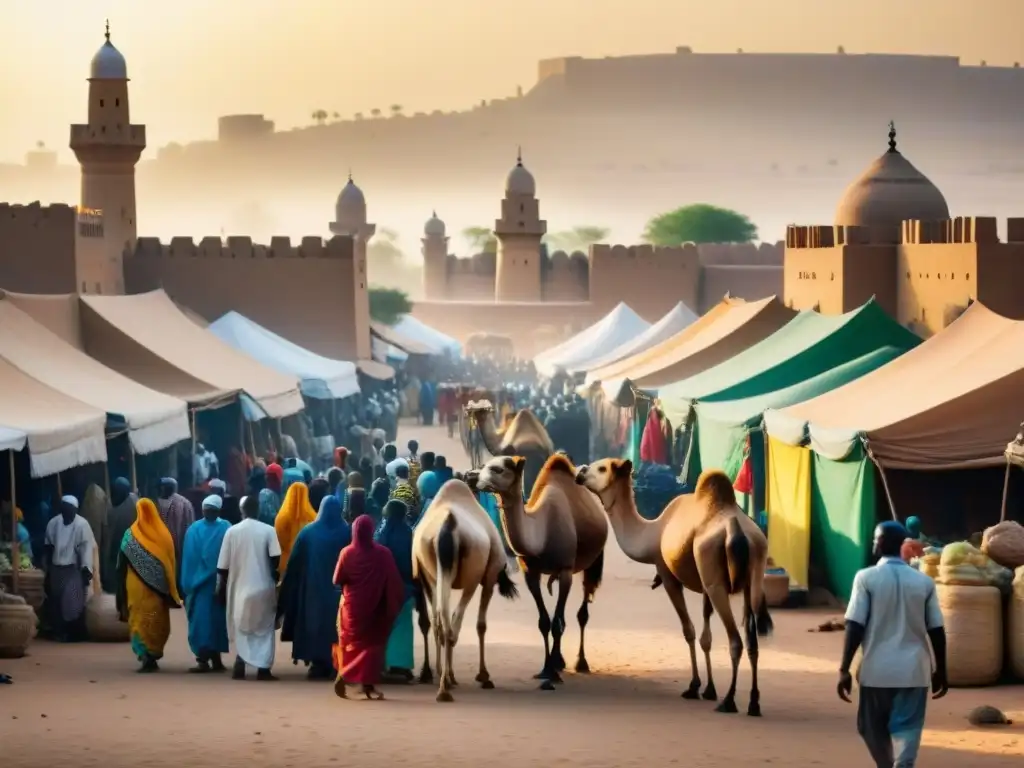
[699,593,718,701]
[548,570,573,676]
[435,616,451,702]
[523,570,557,688]
[417,579,434,684]
[474,582,496,689]
[744,585,762,717]
[656,564,702,699]
[576,550,604,674]
[447,582,480,688]
[705,583,743,714]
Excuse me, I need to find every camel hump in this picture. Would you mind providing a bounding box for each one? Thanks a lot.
[695,469,736,509]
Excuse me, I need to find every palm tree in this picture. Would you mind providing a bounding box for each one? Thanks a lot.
[462,226,498,254]
[390,104,403,117]
[370,108,382,118]
[332,112,340,121]
[311,109,328,126]
[354,112,365,121]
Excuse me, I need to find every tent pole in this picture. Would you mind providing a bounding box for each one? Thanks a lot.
[9,450,18,594]
[238,404,245,460]
[862,439,898,521]
[130,449,138,495]
[104,461,111,497]
[190,408,198,486]
[56,472,63,499]
[1000,459,1012,522]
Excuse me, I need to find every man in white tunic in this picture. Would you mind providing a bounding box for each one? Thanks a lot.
[42,495,96,642]
[216,494,281,681]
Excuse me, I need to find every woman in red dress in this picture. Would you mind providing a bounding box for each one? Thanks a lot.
[332,514,406,700]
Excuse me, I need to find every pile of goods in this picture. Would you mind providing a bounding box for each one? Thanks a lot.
[0,546,34,575]
[934,541,1013,591]
[0,543,44,611]
[632,463,688,521]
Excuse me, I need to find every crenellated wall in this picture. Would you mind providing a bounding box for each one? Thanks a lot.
[542,250,589,302]
[589,243,701,319]
[124,234,366,359]
[0,203,82,294]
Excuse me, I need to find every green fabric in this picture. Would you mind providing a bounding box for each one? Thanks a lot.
[658,299,920,426]
[810,444,876,601]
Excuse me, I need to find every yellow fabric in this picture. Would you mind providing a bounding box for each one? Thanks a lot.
[126,567,172,658]
[275,482,316,575]
[766,437,812,589]
[130,498,181,604]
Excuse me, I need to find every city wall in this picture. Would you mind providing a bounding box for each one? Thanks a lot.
[0,203,81,294]
[125,234,362,359]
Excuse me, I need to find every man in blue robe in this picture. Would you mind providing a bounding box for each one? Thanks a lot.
[278,495,352,680]
[180,495,231,673]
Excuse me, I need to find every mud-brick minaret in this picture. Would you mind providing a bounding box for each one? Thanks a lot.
[494,148,546,302]
[70,22,146,294]
[422,211,449,299]
[330,174,375,360]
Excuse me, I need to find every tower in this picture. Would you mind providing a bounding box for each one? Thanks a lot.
[422,211,449,299]
[494,149,546,302]
[330,174,375,359]
[69,22,146,294]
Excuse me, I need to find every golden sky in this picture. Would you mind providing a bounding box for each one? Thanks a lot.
[2,0,1022,160]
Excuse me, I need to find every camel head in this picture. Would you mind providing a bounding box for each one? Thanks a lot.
[575,458,633,495]
[464,399,495,429]
[475,455,525,495]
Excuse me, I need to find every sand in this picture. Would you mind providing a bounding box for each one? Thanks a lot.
[1,422,1021,767]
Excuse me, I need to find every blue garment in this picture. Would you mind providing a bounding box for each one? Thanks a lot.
[375,508,414,590]
[180,517,230,658]
[16,521,32,561]
[377,502,416,671]
[257,488,281,525]
[280,495,351,666]
[282,468,306,494]
[416,470,443,521]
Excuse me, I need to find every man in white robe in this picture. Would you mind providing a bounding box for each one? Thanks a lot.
[216,494,281,680]
[42,495,96,642]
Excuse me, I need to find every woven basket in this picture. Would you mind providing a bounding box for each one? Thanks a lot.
[0,602,37,658]
[0,570,45,612]
[1009,569,1024,680]
[85,593,129,643]
[937,584,1003,687]
[764,573,790,607]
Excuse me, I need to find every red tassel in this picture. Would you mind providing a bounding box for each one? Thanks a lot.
[733,455,754,494]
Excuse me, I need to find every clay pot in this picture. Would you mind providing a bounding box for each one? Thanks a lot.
[764,572,791,607]
[85,593,129,643]
[0,602,38,658]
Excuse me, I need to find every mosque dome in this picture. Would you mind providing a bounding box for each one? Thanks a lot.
[424,211,446,237]
[834,123,949,230]
[334,175,367,226]
[90,25,128,80]
[505,149,536,196]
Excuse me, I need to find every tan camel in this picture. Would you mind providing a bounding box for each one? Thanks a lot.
[575,458,773,716]
[464,400,555,497]
[412,477,519,702]
[473,453,608,689]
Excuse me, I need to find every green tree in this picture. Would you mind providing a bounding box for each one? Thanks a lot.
[642,204,758,246]
[545,225,610,253]
[311,109,328,126]
[390,104,404,117]
[462,226,497,254]
[368,287,412,325]
[367,227,403,265]
[370,108,382,118]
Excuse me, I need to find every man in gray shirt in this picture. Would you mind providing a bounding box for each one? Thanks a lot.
[838,520,948,767]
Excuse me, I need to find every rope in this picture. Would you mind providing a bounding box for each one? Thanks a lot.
[861,437,898,521]
[1000,458,1012,523]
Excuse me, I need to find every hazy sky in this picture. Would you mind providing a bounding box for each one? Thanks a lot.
[2,0,1022,161]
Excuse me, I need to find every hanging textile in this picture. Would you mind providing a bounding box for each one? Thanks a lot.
[766,436,812,589]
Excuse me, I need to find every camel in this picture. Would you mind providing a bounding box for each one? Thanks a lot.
[464,400,555,496]
[412,478,519,702]
[473,453,608,689]
[575,458,773,716]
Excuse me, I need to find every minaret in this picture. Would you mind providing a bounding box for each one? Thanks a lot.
[69,21,146,294]
[422,211,449,299]
[494,148,546,302]
[330,173,375,359]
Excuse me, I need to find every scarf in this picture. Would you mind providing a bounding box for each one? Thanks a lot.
[275,482,317,575]
[121,498,181,603]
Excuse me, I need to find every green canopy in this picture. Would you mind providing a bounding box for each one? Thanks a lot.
[659,299,920,427]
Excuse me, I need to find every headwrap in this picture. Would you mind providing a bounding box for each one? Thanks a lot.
[160,477,178,492]
[334,447,349,468]
[386,458,409,481]
[208,479,227,494]
[266,463,284,493]
[202,494,223,510]
[275,481,317,574]
[905,516,922,539]
[61,495,79,509]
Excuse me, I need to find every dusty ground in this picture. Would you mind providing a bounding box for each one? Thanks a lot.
[1,423,1021,767]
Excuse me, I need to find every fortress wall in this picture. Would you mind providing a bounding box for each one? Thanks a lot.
[697,241,784,266]
[588,243,701,320]
[542,250,589,302]
[444,252,496,300]
[0,203,79,293]
[125,234,363,359]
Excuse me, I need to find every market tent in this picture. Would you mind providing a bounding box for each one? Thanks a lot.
[658,298,919,428]
[372,336,407,364]
[392,315,461,356]
[0,295,190,455]
[574,302,698,374]
[601,297,796,403]
[370,320,435,356]
[534,303,649,377]
[8,291,304,420]
[357,358,396,381]
[0,427,26,453]
[209,311,360,400]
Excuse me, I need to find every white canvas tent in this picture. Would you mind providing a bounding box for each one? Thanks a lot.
[392,315,461,356]
[534,302,649,377]
[372,336,407,363]
[575,302,697,375]
[209,311,361,400]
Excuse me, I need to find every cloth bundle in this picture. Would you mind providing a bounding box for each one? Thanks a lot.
[935,541,1013,591]
[981,520,1024,570]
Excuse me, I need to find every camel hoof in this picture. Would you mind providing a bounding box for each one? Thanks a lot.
[539,680,557,691]
[575,658,591,674]
[551,654,567,672]
[747,702,762,717]
[480,680,495,690]
[716,699,739,714]
[419,671,433,685]
[436,690,454,703]
[701,686,718,701]
[681,687,701,700]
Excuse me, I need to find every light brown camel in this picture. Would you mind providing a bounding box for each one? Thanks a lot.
[575,458,773,716]
[412,478,519,702]
[473,453,608,689]
[464,400,555,497]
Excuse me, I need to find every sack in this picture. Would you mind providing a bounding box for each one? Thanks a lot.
[981,521,1024,570]
[936,563,988,586]
[940,541,987,567]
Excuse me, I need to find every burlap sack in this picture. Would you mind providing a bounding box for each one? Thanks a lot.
[981,521,1024,570]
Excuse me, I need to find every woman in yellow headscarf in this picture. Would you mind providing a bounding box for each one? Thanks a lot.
[116,498,181,673]
[275,482,316,576]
